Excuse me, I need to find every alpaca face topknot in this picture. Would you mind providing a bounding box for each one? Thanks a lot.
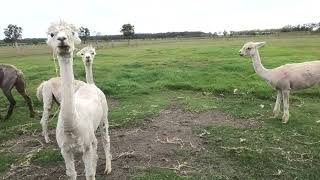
[239,42,265,57]
[46,21,81,55]
[77,45,96,65]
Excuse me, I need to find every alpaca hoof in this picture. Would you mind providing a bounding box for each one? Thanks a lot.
[67,175,77,180]
[44,137,51,143]
[104,167,112,174]
[86,175,95,180]
[282,115,289,124]
[273,108,281,117]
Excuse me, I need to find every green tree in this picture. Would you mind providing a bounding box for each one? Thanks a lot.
[4,24,22,47]
[120,23,135,45]
[79,27,90,44]
[223,30,228,36]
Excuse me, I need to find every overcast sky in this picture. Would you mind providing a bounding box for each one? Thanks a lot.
[0,0,319,39]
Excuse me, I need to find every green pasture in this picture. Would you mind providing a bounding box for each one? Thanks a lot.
[1,35,320,179]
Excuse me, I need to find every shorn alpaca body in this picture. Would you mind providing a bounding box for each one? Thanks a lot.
[0,64,35,119]
[36,77,85,143]
[37,45,97,143]
[46,21,111,180]
[239,42,320,123]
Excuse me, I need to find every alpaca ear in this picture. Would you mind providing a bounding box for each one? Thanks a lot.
[46,34,54,47]
[76,51,82,57]
[74,36,81,45]
[89,44,95,49]
[256,42,266,48]
[90,45,96,54]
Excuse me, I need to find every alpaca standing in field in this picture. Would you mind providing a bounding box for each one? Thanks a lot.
[239,42,320,123]
[46,21,111,179]
[36,78,85,143]
[0,64,36,119]
[37,46,97,143]
[76,45,96,84]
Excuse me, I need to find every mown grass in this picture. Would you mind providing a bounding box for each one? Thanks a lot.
[0,35,320,179]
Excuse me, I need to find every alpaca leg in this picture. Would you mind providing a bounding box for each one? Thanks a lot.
[99,117,112,174]
[61,148,77,180]
[40,96,53,143]
[15,79,36,117]
[2,89,16,120]
[273,90,282,118]
[40,84,54,143]
[82,145,96,180]
[282,90,290,123]
[92,138,98,177]
[40,107,51,143]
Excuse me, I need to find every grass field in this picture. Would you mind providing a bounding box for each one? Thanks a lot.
[1,35,320,179]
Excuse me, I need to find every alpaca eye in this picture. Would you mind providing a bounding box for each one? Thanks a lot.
[247,47,251,50]
[81,53,84,56]
[91,52,94,55]
[50,33,54,37]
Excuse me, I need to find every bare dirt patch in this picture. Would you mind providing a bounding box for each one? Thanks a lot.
[2,107,261,180]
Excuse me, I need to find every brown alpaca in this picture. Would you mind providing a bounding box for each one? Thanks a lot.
[0,64,36,119]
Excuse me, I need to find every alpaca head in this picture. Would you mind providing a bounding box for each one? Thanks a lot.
[46,21,81,56]
[77,45,96,66]
[239,42,266,57]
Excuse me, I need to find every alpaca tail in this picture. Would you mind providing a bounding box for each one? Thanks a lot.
[36,81,46,101]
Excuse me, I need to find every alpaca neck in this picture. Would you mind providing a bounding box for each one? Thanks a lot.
[251,50,270,81]
[57,54,76,133]
[85,64,94,84]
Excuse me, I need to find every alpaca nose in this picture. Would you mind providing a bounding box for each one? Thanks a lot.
[57,36,67,42]
[85,56,91,62]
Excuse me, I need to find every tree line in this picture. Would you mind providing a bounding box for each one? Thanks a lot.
[2,22,320,46]
[280,23,320,32]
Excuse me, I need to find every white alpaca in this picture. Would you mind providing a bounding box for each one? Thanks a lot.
[46,21,111,180]
[76,45,96,84]
[37,46,97,143]
[239,42,320,123]
[36,78,85,143]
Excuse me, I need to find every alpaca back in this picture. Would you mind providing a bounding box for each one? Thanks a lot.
[40,77,86,103]
[269,61,320,90]
[36,81,46,101]
[0,64,20,88]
